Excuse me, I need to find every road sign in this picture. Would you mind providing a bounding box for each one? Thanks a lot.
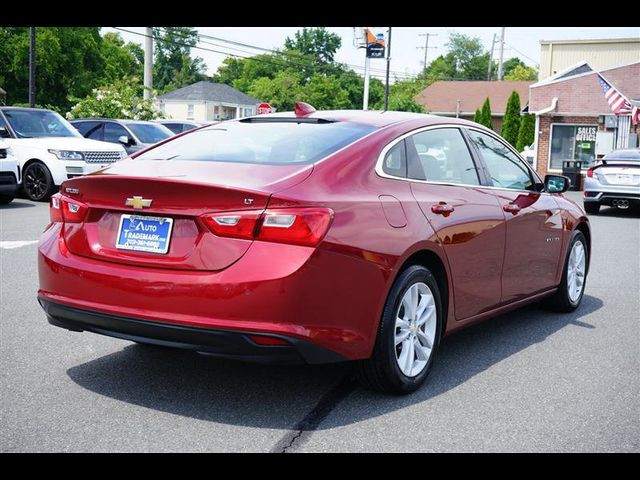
[257,103,273,115]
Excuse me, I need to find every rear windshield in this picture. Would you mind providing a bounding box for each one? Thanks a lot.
[134,120,377,165]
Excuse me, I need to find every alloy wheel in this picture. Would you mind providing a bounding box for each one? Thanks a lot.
[24,163,51,201]
[567,240,586,303]
[394,282,437,377]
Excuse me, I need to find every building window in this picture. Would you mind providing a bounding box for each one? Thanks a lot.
[187,104,194,120]
[549,124,597,170]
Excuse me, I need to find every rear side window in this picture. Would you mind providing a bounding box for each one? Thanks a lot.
[104,122,130,143]
[135,121,377,165]
[382,141,407,178]
[163,123,183,134]
[406,128,480,185]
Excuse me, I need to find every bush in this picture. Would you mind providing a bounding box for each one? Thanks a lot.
[66,77,162,120]
[516,114,535,151]
[500,91,521,147]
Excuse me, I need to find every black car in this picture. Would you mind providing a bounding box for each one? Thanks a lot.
[70,119,173,155]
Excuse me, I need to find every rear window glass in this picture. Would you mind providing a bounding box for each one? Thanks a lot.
[134,120,377,165]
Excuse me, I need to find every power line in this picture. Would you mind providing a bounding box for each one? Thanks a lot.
[118,27,416,81]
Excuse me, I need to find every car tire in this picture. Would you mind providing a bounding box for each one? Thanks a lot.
[0,193,15,204]
[23,161,56,202]
[543,230,588,313]
[355,264,443,395]
[583,202,600,215]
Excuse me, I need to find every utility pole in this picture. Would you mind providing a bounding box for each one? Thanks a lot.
[417,32,437,88]
[497,27,505,81]
[29,27,36,107]
[384,27,392,111]
[487,33,496,80]
[144,27,153,101]
[363,55,371,110]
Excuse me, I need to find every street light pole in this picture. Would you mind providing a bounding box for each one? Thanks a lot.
[497,27,505,81]
[384,27,392,111]
[29,27,36,107]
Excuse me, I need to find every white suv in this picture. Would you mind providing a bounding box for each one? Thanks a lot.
[0,139,19,204]
[0,107,126,201]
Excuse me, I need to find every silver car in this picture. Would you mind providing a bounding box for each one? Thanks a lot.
[583,148,640,214]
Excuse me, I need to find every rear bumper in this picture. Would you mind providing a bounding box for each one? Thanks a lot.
[39,298,345,364]
[0,172,17,194]
[583,191,640,205]
[38,223,389,361]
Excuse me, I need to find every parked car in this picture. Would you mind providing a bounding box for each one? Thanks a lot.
[520,143,535,166]
[583,148,640,214]
[153,119,203,135]
[0,139,19,204]
[38,105,591,394]
[70,119,173,155]
[0,107,126,201]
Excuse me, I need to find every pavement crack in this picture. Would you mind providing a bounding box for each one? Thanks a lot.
[271,375,356,453]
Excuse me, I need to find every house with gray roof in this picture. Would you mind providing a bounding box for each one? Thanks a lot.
[156,81,260,121]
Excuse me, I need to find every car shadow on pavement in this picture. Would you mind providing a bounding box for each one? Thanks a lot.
[0,199,35,209]
[593,206,640,218]
[66,294,603,429]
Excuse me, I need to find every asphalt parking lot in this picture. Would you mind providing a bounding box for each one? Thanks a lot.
[1,191,638,452]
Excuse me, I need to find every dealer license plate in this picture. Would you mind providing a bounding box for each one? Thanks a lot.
[116,215,174,254]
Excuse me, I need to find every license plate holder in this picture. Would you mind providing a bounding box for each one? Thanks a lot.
[116,215,174,254]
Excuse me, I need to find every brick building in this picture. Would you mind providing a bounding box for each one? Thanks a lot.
[528,61,640,180]
[415,81,533,132]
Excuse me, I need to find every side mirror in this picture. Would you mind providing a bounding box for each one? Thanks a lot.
[118,135,131,146]
[0,126,9,138]
[544,174,571,193]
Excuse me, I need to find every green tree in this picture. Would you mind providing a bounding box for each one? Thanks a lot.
[446,33,491,80]
[502,58,525,78]
[480,97,493,129]
[152,27,207,92]
[501,91,521,146]
[299,74,351,110]
[0,27,105,111]
[284,27,341,65]
[248,70,303,111]
[99,32,143,83]
[66,77,161,120]
[473,108,482,123]
[505,64,538,81]
[516,113,535,151]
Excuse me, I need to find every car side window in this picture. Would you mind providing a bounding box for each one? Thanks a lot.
[406,128,480,185]
[74,121,98,137]
[382,141,407,178]
[467,130,534,191]
[104,122,130,144]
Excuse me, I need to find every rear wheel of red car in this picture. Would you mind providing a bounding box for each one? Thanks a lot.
[543,230,588,313]
[356,265,442,395]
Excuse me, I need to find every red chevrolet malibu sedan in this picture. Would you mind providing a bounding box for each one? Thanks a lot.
[38,105,590,394]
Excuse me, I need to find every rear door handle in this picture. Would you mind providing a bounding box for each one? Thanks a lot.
[503,203,521,214]
[431,203,455,215]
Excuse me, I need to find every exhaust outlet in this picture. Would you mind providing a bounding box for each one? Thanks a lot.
[614,199,630,209]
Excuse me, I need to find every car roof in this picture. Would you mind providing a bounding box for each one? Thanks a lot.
[69,118,156,125]
[603,148,640,160]
[0,106,55,112]
[245,109,480,128]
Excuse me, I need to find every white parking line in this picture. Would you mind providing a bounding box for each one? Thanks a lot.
[0,241,39,250]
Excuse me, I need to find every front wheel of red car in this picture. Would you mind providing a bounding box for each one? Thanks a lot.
[356,265,443,395]
[543,230,588,313]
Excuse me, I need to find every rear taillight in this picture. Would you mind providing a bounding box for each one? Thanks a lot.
[586,167,594,178]
[49,193,88,224]
[50,194,63,223]
[201,209,262,240]
[201,207,334,247]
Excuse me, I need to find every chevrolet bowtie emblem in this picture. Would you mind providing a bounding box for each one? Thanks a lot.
[125,196,152,209]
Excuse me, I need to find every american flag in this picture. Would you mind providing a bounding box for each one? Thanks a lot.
[597,74,640,125]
